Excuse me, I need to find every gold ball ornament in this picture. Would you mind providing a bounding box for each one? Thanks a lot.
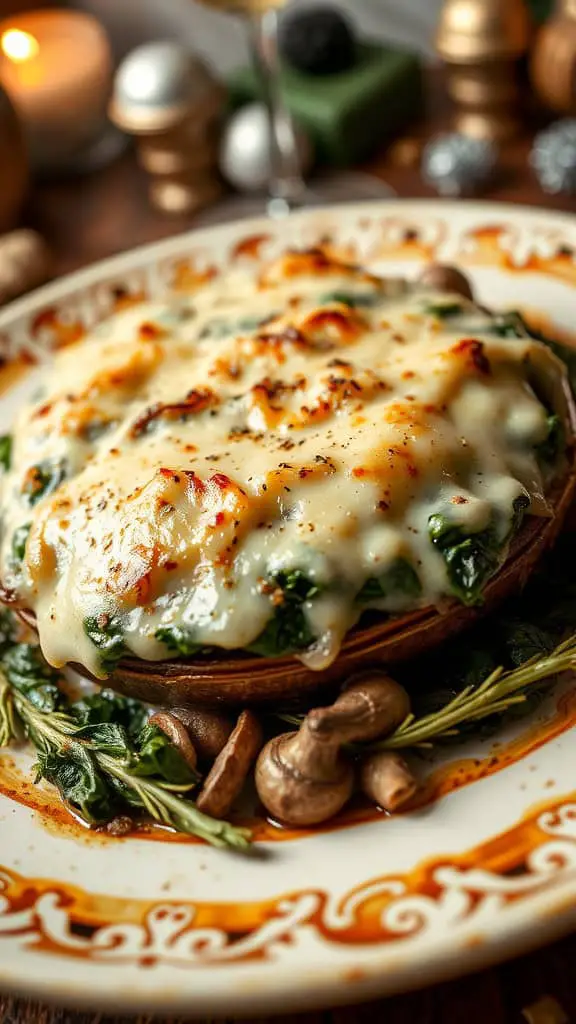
[436,0,532,141]
[0,84,28,233]
[530,1,576,114]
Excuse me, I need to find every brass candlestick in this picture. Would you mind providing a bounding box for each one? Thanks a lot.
[531,0,576,114]
[436,0,531,141]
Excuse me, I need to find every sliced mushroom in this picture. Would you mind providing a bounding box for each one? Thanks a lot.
[417,262,474,301]
[360,751,418,812]
[196,709,263,819]
[149,710,198,772]
[171,706,234,763]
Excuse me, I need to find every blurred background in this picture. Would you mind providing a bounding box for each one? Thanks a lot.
[76,0,440,71]
[0,0,568,296]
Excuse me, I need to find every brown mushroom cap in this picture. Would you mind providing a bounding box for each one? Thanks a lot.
[170,706,234,763]
[196,709,263,819]
[149,711,198,772]
[255,729,354,827]
[417,262,474,300]
[360,750,418,812]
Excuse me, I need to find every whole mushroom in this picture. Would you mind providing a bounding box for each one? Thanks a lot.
[256,671,411,827]
[360,750,418,813]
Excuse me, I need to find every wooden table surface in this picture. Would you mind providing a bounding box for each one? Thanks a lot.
[3,71,576,1023]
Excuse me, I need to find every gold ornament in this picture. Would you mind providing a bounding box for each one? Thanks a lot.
[0,84,28,233]
[436,0,532,141]
[531,1,576,114]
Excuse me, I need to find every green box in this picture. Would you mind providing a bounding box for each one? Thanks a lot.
[228,43,423,167]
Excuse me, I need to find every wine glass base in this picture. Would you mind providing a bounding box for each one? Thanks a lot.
[192,171,395,228]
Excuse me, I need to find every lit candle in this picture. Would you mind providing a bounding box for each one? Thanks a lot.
[0,10,113,171]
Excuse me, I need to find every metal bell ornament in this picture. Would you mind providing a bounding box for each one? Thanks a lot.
[422,132,498,196]
[219,103,313,194]
[530,119,576,194]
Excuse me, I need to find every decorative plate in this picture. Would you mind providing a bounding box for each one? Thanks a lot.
[1,201,576,1017]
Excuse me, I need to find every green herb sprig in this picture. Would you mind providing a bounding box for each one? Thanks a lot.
[368,632,576,751]
[0,630,251,850]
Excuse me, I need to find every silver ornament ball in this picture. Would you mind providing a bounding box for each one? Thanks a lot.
[422,132,497,197]
[112,42,218,128]
[219,103,313,194]
[531,119,576,195]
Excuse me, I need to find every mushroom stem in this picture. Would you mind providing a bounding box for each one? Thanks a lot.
[312,672,411,744]
[360,751,418,813]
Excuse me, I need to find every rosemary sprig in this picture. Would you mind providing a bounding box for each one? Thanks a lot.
[0,671,16,748]
[1,668,251,850]
[374,633,576,751]
[276,632,576,753]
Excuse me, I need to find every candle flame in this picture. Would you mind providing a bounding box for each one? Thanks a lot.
[1,28,39,63]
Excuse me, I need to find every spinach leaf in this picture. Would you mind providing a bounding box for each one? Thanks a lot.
[357,559,421,604]
[34,743,114,823]
[2,643,63,713]
[491,310,576,396]
[22,459,66,506]
[535,413,564,464]
[489,311,529,339]
[155,625,203,657]
[73,721,132,757]
[200,314,273,340]
[11,523,31,563]
[71,689,148,738]
[83,614,126,673]
[429,495,529,607]
[0,434,12,471]
[423,301,464,319]
[248,569,320,657]
[499,619,556,667]
[273,569,322,601]
[132,722,198,785]
[319,290,381,308]
[248,608,315,658]
[429,515,500,606]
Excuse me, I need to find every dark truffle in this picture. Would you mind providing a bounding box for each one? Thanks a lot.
[280,6,356,76]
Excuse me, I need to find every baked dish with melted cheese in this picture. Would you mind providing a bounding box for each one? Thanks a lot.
[0,249,574,704]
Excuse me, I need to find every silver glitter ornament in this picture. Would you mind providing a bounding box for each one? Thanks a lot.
[530,119,576,195]
[219,103,313,194]
[422,132,498,197]
[111,43,220,130]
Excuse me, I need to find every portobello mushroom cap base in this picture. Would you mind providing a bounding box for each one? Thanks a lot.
[13,460,576,709]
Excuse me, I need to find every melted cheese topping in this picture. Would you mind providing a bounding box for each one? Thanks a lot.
[0,251,568,678]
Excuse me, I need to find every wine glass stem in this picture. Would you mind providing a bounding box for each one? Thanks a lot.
[248,10,307,214]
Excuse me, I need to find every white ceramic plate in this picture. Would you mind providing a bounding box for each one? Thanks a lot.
[0,201,575,1017]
